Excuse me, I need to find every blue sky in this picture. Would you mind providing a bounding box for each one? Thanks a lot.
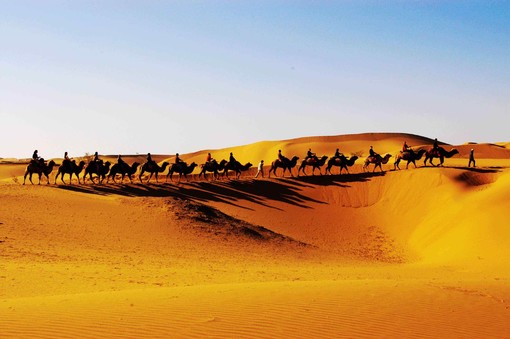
[1,1,509,158]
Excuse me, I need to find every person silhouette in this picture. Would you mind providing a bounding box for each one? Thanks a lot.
[255,160,264,178]
[369,146,376,157]
[468,149,476,168]
[175,153,183,163]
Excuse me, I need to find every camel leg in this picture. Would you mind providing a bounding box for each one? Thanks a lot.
[23,172,28,185]
[37,173,42,185]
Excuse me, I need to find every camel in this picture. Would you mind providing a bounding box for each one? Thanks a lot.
[139,161,169,183]
[107,162,140,184]
[298,155,328,176]
[268,156,299,178]
[394,149,427,170]
[423,147,459,167]
[223,161,253,179]
[23,159,56,185]
[198,159,227,180]
[167,162,198,182]
[55,160,86,184]
[363,154,392,172]
[325,155,358,175]
[83,160,111,184]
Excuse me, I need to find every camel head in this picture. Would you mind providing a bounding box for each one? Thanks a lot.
[291,156,300,161]
[320,155,328,161]
[446,148,459,158]
[48,160,56,167]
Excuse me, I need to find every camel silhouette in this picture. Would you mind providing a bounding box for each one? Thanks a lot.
[325,155,358,175]
[394,149,426,170]
[198,159,227,180]
[55,160,86,185]
[268,156,299,178]
[107,162,140,184]
[83,160,111,184]
[298,155,328,176]
[23,159,56,185]
[223,161,253,179]
[139,161,169,183]
[167,162,198,182]
[363,154,392,172]
[424,147,459,167]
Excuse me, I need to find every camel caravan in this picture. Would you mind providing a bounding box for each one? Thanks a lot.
[22,139,459,185]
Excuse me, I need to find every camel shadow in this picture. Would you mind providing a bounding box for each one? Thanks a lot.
[53,177,329,210]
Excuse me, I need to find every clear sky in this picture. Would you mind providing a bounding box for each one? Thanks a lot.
[1,1,509,158]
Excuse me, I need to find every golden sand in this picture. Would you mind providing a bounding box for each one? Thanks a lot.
[2,133,510,337]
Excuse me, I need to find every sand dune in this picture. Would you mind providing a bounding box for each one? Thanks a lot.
[2,133,510,337]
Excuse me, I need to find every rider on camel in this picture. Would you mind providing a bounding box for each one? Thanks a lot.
[369,146,379,159]
[63,151,71,166]
[306,148,318,162]
[432,138,439,156]
[147,153,153,164]
[32,150,43,165]
[402,141,411,153]
[206,152,214,164]
[117,154,126,166]
[334,148,342,159]
[229,152,237,164]
[175,153,184,164]
[93,152,100,163]
[278,150,288,164]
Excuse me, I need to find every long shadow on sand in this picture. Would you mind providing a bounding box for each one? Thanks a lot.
[53,171,386,210]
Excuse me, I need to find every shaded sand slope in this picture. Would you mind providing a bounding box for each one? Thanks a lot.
[199,166,510,267]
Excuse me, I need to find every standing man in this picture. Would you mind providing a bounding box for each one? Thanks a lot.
[255,160,264,178]
[468,149,476,168]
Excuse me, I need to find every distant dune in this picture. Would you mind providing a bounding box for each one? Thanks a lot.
[2,132,510,337]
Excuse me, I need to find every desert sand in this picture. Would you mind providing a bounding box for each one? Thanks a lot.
[2,133,510,338]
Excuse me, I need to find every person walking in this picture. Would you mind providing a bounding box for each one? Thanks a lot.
[468,149,476,168]
[255,160,264,178]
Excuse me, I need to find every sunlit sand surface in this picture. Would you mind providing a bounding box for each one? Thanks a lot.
[2,133,510,337]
